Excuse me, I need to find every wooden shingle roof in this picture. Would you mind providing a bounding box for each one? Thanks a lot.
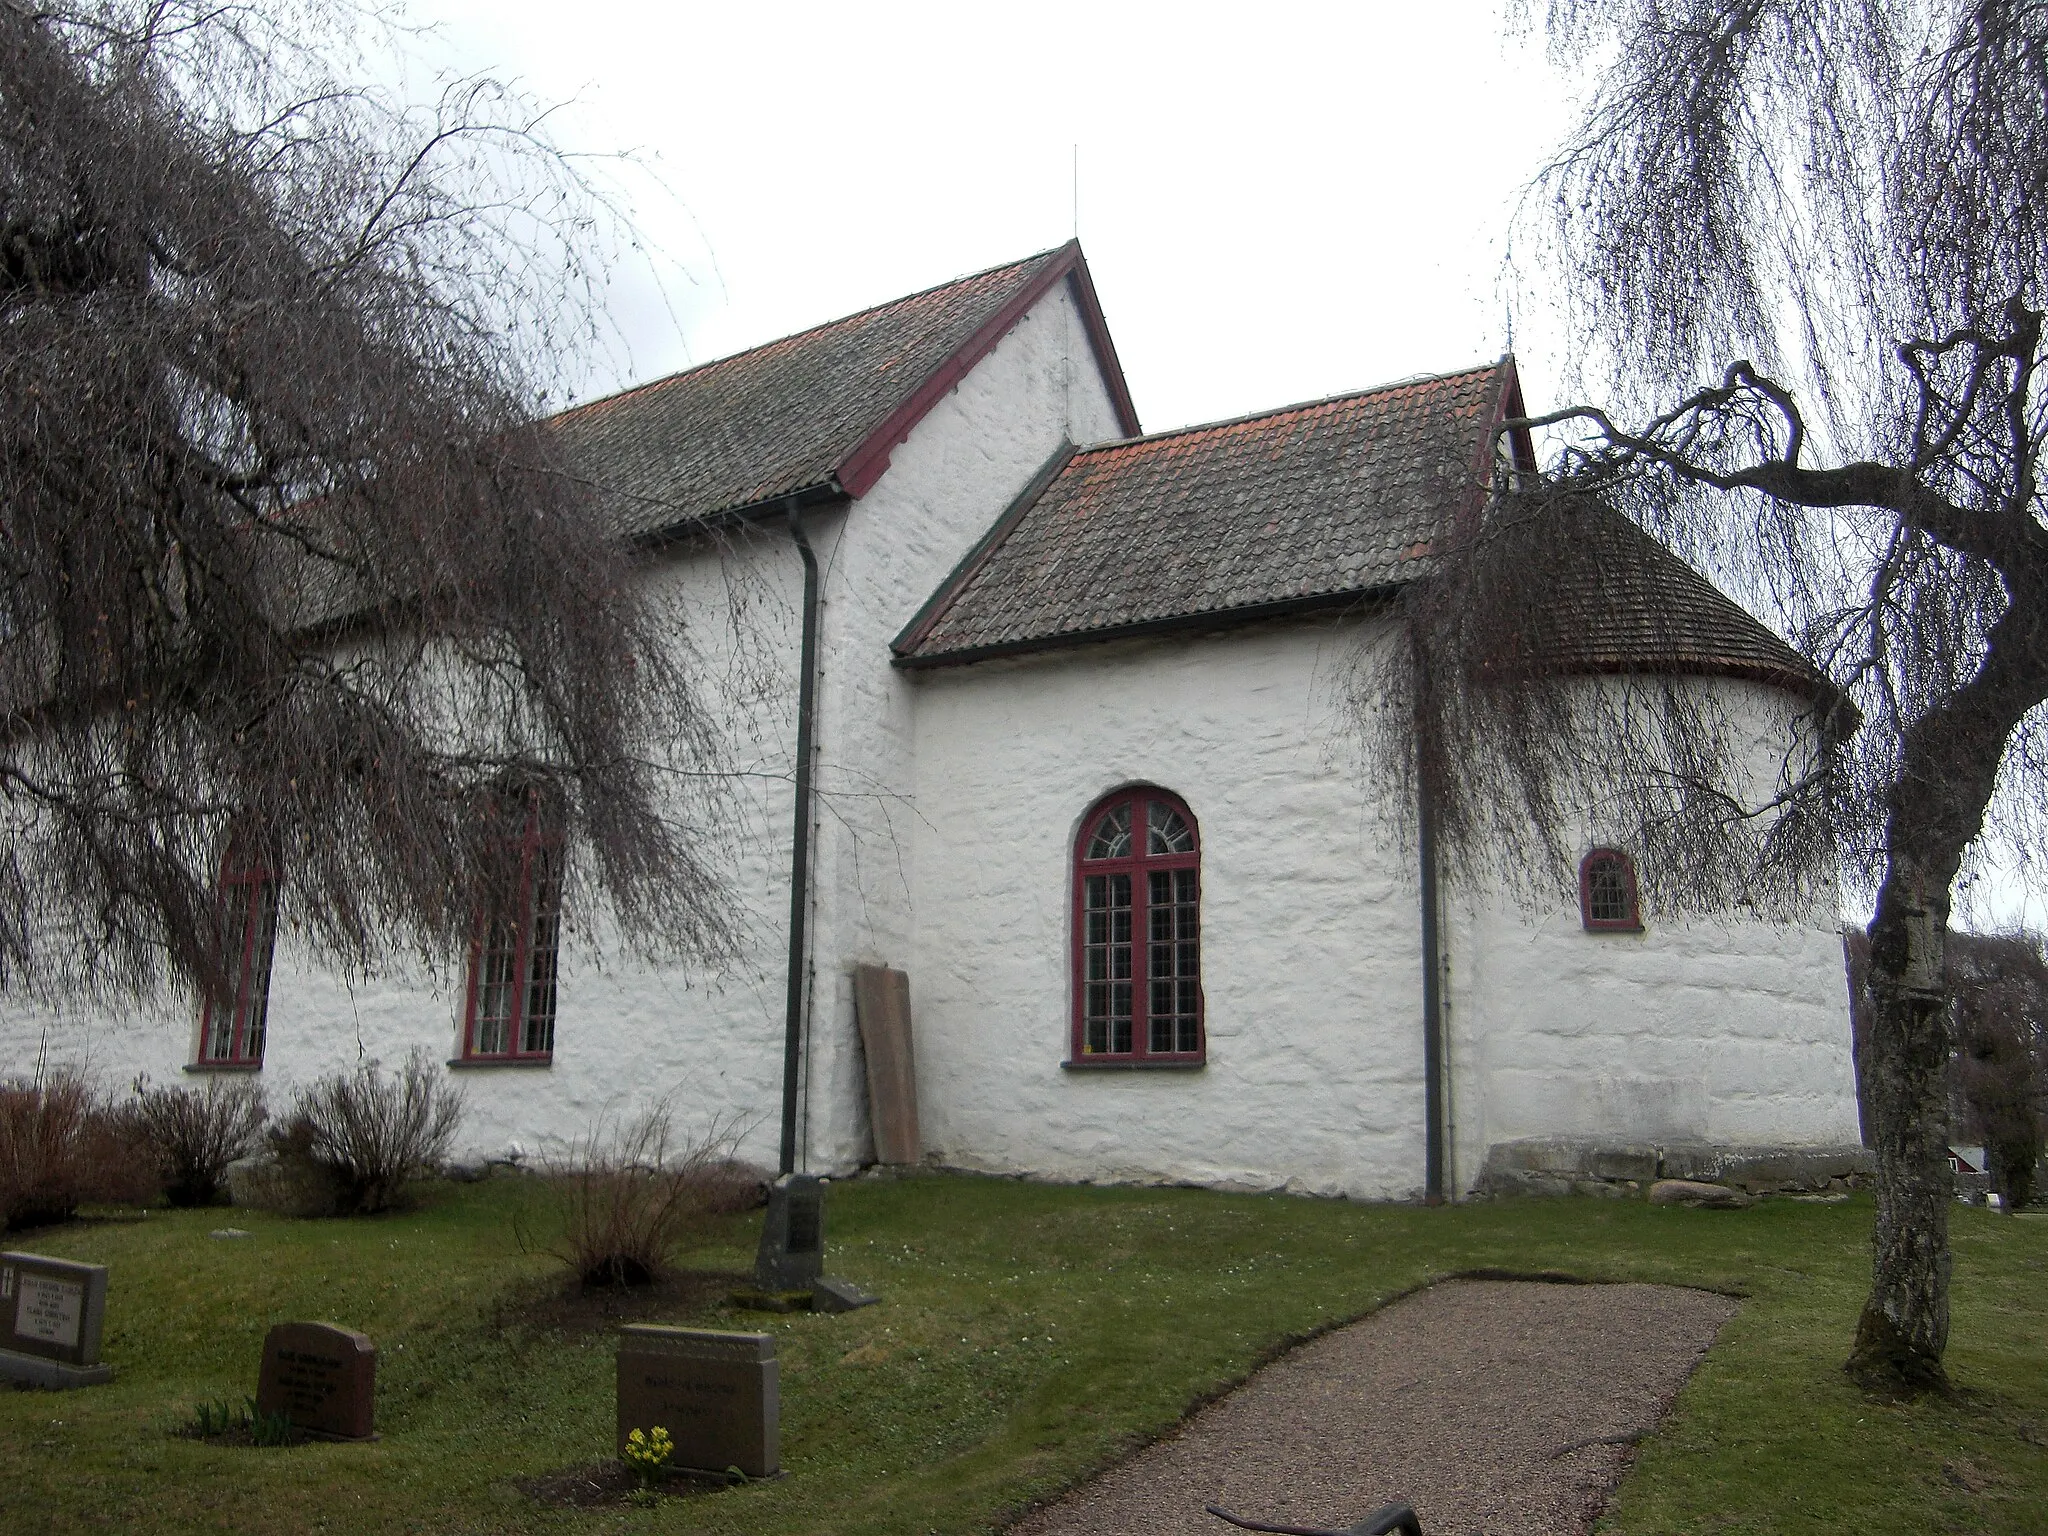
[545,242,1139,540]
[1483,496,1830,701]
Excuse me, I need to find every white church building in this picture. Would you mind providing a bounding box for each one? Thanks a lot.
[0,244,1863,1200]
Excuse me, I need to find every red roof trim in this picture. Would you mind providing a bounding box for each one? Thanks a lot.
[1460,355,1517,531]
[835,241,1142,499]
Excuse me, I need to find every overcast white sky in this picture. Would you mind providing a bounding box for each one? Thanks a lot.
[405,0,1579,435]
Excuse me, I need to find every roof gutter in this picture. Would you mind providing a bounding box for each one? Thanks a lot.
[628,480,848,555]
[778,493,822,1176]
[894,586,1404,670]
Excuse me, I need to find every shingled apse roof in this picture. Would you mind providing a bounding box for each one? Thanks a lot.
[545,242,1138,540]
[1494,497,1824,698]
[893,361,1831,708]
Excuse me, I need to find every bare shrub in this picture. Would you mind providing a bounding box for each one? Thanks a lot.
[0,1069,160,1228]
[128,1076,268,1208]
[532,1103,755,1288]
[255,1051,462,1217]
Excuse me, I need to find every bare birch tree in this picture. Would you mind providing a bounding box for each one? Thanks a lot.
[0,1,732,1010]
[1444,1,2048,1393]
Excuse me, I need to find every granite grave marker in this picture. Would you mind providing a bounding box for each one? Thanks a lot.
[0,1251,111,1387]
[617,1325,778,1478]
[752,1172,825,1289]
[256,1321,377,1440]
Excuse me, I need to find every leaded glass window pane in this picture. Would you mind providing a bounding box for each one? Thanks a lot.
[1584,853,1636,926]
[1148,801,1193,854]
[1082,872,1132,1053]
[1087,805,1131,860]
[522,854,562,1054]
[1146,867,1200,1053]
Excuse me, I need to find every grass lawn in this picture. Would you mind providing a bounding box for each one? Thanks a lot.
[0,1175,2042,1535]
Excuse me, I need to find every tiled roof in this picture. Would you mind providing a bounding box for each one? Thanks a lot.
[894,363,1511,662]
[545,243,1138,540]
[893,365,1832,708]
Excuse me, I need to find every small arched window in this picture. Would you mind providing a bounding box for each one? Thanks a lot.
[1071,787,1203,1064]
[1580,848,1643,932]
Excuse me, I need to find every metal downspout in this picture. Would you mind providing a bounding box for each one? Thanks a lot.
[1419,724,1447,1205]
[779,495,821,1176]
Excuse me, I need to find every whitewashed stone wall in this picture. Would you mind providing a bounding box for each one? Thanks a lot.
[905,626,1860,1199]
[1440,675,1862,1192]
[905,618,1434,1199]
[794,281,1124,1169]
[0,279,1122,1175]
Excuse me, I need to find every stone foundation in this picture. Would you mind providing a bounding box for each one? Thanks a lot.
[1476,1138,1872,1199]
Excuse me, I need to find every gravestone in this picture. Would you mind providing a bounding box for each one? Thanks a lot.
[853,964,921,1165]
[256,1322,377,1440]
[0,1251,111,1387]
[753,1173,825,1289]
[617,1325,778,1478]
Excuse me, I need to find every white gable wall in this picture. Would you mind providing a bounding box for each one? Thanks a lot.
[905,618,1434,1199]
[794,279,1125,1170]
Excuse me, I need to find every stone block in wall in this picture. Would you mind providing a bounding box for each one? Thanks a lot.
[1477,1138,1601,1181]
[1710,1146,1872,1193]
[1654,1143,1731,1183]
[1478,1138,1874,1198]
[1585,1145,1660,1181]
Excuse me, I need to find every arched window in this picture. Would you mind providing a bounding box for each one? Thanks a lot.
[460,787,564,1062]
[1071,787,1203,1064]
[1579,848,1643,932]
[195,840,279,1069]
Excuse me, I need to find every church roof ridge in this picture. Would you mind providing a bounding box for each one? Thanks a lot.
[540,241,1139,540]
[1067,359,1508,457]
[548,246,1071,427]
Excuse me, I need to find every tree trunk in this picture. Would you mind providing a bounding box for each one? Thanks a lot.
[1850,869,1955,1393]
[1847,600,2048,1394]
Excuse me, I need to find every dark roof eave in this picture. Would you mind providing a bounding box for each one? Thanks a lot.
[893,585,1402,670]
[1481,655,1860,737]
[625,478,851,552]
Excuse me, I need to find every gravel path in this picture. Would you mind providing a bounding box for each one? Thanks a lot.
[1013,1279,1738,1536]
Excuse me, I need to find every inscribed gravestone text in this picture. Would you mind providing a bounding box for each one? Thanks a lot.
[1,1252,109,1369]
[617,1325,779,1478]
[257,1322,377,1440]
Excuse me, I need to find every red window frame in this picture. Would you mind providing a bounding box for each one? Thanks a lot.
[1579,848,1643,932]
[1069,787,1204,1066]
[460,791,563,1063]
[195,843,278,1069]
